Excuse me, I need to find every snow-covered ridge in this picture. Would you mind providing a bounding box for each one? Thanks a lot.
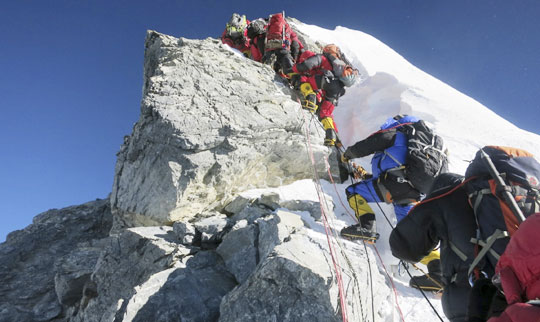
[294,22,540,175]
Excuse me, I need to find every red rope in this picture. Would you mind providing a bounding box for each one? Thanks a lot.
[301,109,349,322]
[372,245,406,322]
[325,155,407,322]
[323,157,358,223]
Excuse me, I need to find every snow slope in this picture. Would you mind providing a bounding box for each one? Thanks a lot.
[241,22,540,321]
[295,23,540,176]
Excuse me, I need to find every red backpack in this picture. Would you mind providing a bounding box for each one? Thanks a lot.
[265,12,291,51]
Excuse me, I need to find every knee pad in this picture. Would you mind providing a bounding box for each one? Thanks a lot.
[347,194,374,220]
[299,82,315,98]
[420,250,441,265]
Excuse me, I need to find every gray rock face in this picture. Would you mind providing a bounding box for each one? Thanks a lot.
[0,199,112,322]
[70,227,191,321]
[111,30,332,227]
[67,226,236,322]
[216,221,258,284]
[125,251,236,322]
[54,245,104,306]
[0,27,400,322]
[172,221,196,244]
[219,234,341,322]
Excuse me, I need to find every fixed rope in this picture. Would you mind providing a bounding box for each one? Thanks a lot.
[333,148,408,322]
[323,157,368,321]
[292,88,419,321]
[299,106,350,322]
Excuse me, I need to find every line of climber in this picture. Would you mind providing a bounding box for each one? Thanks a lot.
[221,12,540,322]
[223,13,445,319]
[221,12,359,147]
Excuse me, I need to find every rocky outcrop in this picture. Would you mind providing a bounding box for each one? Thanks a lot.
[110,31,333,228]
[66,226,237,322]
[219,234,341,322]
[0,28,397,322]
[0,199,112,322]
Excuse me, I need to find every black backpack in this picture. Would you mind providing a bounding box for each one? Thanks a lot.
[398,120,448,194]
[462,146,540,276]
[247,18,267,40]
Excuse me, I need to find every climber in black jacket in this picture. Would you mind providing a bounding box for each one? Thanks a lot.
[389,173,477,322]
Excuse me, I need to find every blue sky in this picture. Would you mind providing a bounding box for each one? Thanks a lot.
[1,0,539,241]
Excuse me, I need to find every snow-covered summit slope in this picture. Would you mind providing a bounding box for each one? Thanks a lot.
[295,23,540,174]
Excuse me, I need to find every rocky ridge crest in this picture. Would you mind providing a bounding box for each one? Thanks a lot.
[0,30,392,322]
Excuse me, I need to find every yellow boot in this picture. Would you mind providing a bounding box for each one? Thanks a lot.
[340,194,380,243]
[321,117,337,146]
[410,251,443,292]
[299,83,318,114]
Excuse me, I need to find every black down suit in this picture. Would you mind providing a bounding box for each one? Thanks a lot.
[389,173,477,322]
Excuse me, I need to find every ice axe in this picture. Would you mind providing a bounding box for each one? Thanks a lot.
[480,148,526,223]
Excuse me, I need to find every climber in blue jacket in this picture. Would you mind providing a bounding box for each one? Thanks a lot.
[340,115,423,242]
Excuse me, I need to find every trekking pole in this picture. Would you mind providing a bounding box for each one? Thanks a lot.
[480,148,526,223]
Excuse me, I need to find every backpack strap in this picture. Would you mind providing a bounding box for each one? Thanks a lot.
[383,150,404,167]
[449,241,468,262]
[467,229,509,276]
[469,189,492,213]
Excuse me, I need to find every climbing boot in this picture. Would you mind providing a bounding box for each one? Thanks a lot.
[324,129,337,146]
[409,259,444,292]
[299,83,318,113]
[320,117,337,146]
[302,93,318,114]
[340,213,379,243]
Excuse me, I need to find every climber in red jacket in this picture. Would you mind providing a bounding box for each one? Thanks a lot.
[221,13,251,57]
[287,44,358,146]
[486,212,540,322]
[262,12,304,74]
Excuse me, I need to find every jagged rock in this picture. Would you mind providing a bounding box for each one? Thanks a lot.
[0,199,112,322]
[70,226,194,321]
[223,195,253,215]
[54,245,104,306]
[257,192,281,210]
[172,221,196,244]
[219,233,340,322]
[119,251,236,322]
[216,221,258,284]
[281,198,334,221]
[111,30,332,227]
[257,210,304,260]
[230,203,270,224]
[193,212,230,245]
[217,209,305,286]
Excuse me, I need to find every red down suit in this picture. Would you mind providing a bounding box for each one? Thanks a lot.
[488,213,540,322]
[292,51,346,130]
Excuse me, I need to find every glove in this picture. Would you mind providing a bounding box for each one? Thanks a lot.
[340,153,349,164]
[339,67,359,87]
[352,163,371,180]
